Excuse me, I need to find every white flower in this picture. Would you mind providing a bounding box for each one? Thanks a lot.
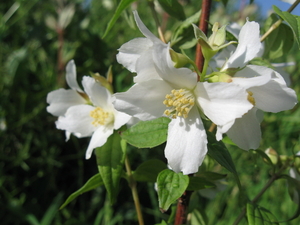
[114,42,252,175]
[215,21,298,150]
[47,60,86,117]
[56,76,131,159]
[117,11,168,83]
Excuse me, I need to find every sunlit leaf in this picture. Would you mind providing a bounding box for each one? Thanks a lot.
[59,174,103,209]
[96,132,126,204]
[263,13,294,59]
[157,169,189,212]
[121,117,170,148]
[273,6,300,49]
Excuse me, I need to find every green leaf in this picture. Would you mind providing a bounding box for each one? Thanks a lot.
[273,6,300,49]
[171,10,200,47]
[133,159,167,182]
[197,171,227,181]
[102,0,136,39]
[279,174,300,222]
[157,169,189,212]
[190,208,209,225]
[157,0,186,20]
[59,174,103,209]
[263,13,294,59]
[247,202,279,225]
[96,132,126,204]
[207,132,237,174]
[187,176,215,191]
[155,220,168,225]
[121,117,170,148]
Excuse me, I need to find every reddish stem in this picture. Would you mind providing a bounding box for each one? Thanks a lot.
[174,191,193,225]
[195,0,212,73]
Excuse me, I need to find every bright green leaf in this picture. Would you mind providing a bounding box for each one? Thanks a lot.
[207,132,237,174]
[187,176,215,191]
[96,131,126,204]
[273,6,300,49]
[263,13,294,59]
[102,0,136,39]
[157,169,189,212]
[157,0,186,20]
[59,174,103,209]
[133,159,167,182]
[121,117,170,148]
[191,208,209,225]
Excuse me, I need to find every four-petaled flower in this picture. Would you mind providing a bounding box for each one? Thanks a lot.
[47,61,131,159]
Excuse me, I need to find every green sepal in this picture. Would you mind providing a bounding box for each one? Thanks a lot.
[133,159,168,182]
[121,117,171,148]
[273,6,300,49]
[157,169,189,212]
[59,173,103,209]
[95,131,126,204]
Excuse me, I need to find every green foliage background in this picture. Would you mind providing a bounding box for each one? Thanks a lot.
[0,0,299,224]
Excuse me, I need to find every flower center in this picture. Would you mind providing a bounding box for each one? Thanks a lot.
[163,89,195,119]
[90,107,113,127]
[247,91,255,106]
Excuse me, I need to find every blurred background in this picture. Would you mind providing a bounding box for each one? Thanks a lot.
[1,0,299,224]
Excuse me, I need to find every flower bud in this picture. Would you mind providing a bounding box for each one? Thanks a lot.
[207,72,232,83]
[265,147,278,165]
[169,49,191,68]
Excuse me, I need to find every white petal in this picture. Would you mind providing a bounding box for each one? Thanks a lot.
[56,105,96,137]
[249,78,297,113]
[46,89,86,116]
[85,125,114,159]
[216,120,235,141]
[232,65,272,89]
[113,110,131,130]
[117,38,153,73]
[66,60,84,92]
[134,49,162,83]
[196,82,252,126]
[153,44,197,90]
[113,80,172,121]
[133,11,162,43]
[82,76,113,110]
[223,21,262,70]
[164,107,207,175]
[226,108,262,150]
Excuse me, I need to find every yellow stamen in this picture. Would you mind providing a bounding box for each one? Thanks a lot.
[247,91,256,106]
[90,107,113,127]
[163,89,195,119]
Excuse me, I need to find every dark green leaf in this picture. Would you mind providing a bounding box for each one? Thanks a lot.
[197,171,227,181]
[133,159,167,182]
[273,6,300,49]
[157,169,189,212]
[207,132,237,174]
[59,174,103,209]
[102,0,136,39]
[96,132,126,204]
[154,220,168,225]
[121,117,170,148]
[263,13,294,59]
[157,0,186,20]
[187,176,215,191]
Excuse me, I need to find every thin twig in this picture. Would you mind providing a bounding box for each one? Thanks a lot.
[125,156,144,225]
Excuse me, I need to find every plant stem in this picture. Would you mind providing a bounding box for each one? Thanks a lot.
[174,191,193,225]
[195,0,212,73]
[260,0,300,42]
[232,164,289,225]
[125,155,144,225]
